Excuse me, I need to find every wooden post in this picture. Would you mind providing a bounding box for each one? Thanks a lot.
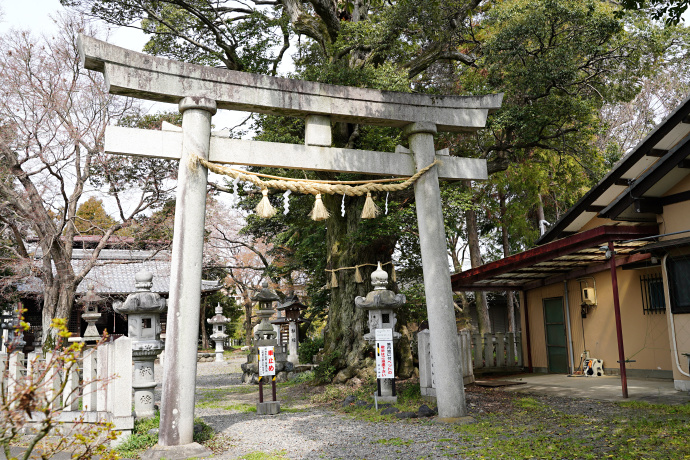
[608,241,629,398]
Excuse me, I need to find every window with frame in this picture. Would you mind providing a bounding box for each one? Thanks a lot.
[666,255,690,314]
[640,273,665,314]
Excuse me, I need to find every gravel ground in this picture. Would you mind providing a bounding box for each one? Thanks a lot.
[150,352,670,460]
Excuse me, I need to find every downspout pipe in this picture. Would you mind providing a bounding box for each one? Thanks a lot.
[661,254,690,378]
[608,241,629,398]
[563,281,575,374]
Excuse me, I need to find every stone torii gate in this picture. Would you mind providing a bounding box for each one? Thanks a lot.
[78,35,502,452]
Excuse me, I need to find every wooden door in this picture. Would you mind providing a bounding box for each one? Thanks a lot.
[543,297,568,373]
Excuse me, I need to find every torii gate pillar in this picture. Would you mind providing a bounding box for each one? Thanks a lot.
[159,97,216,448]
[405,123,467,419]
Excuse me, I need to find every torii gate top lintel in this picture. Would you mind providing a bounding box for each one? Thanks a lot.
[78,35,502,133]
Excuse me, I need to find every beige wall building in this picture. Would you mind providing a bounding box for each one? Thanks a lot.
[452,96,690,395]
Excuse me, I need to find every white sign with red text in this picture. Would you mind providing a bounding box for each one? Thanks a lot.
[375,329,394,379]
[258,346,276,376]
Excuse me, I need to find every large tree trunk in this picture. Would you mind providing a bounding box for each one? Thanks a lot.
[465,183,491,334]
[321,193,395,383]
[200,301,209,349]
[243,295,253,347]
[500,193,517,337]
[42,279,77,344]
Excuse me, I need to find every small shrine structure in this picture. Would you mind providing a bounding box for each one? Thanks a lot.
[241,281,293,383]
[275,292,307,364]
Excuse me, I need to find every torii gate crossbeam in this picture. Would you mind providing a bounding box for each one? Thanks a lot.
[78,35,503,453]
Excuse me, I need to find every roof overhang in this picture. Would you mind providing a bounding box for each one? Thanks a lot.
[536,95,690,244]
[601,134,690,220]
[451,225,658,292]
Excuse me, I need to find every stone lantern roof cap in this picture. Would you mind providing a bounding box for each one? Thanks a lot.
[113,270,167,315]
[371,262,388,290]
[81,284,104,304]
[208,303,229,324]
[277,292,307,311]
[251,280,280,303]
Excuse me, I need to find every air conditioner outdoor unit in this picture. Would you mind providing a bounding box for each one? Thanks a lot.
[582,287,596,306]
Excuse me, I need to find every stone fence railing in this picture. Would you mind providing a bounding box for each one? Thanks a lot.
[418,330,523,397]
[0,338,134,440]
[471,332,523,373]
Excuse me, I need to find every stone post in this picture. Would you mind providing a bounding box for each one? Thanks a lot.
[287,322,299,365]
[404,122,467,419]
[159,96,216,449]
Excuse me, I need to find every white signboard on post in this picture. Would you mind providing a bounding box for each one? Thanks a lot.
[375,329,394,379]
[258,346,276,377]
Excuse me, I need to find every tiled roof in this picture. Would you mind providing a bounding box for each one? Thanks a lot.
[17,250,221,296]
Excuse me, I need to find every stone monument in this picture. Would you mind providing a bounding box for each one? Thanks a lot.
[241,281,293,383]
[207,303,229,362]
[113,271,166,419]
[356,262,406,402]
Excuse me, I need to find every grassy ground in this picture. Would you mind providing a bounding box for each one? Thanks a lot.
[110,354,690,459]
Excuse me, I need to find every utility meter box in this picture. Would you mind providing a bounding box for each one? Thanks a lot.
[582,287,596,306]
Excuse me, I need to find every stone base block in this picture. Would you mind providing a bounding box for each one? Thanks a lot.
[376,395,398,404]
[675,379,690,392]
[256,401,281,415]
[141,442,212,460]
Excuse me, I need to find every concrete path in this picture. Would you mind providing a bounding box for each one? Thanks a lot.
[494,373,690,405]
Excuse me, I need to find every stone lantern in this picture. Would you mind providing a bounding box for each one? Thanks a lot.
[113,270,166,418]
[207,303,229,362]
[241,281,293,383]
[80,284,104,343]
[276,292,307,364]
[355,262,405,402]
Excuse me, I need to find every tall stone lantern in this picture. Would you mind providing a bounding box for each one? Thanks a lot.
[113,270,166,418]
[241,281,293,383]
[80,284,104,343]
[276,292,307,365]
[355,262,405,402]
[207,303,229,362]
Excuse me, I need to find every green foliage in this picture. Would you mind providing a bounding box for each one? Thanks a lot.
[114,415,159,458]
[618,0,689,25]
[314,351,341,384]
[116,414,213,457]
[298,337,324,365]
[75,196,118,236]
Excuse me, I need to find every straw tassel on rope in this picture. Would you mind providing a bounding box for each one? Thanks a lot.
[310,194,331,221]
[330,270,339,288]
[361,192,379,219]
[391,262,397,282]
[255,189,277,218]
[354,266,363,283]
